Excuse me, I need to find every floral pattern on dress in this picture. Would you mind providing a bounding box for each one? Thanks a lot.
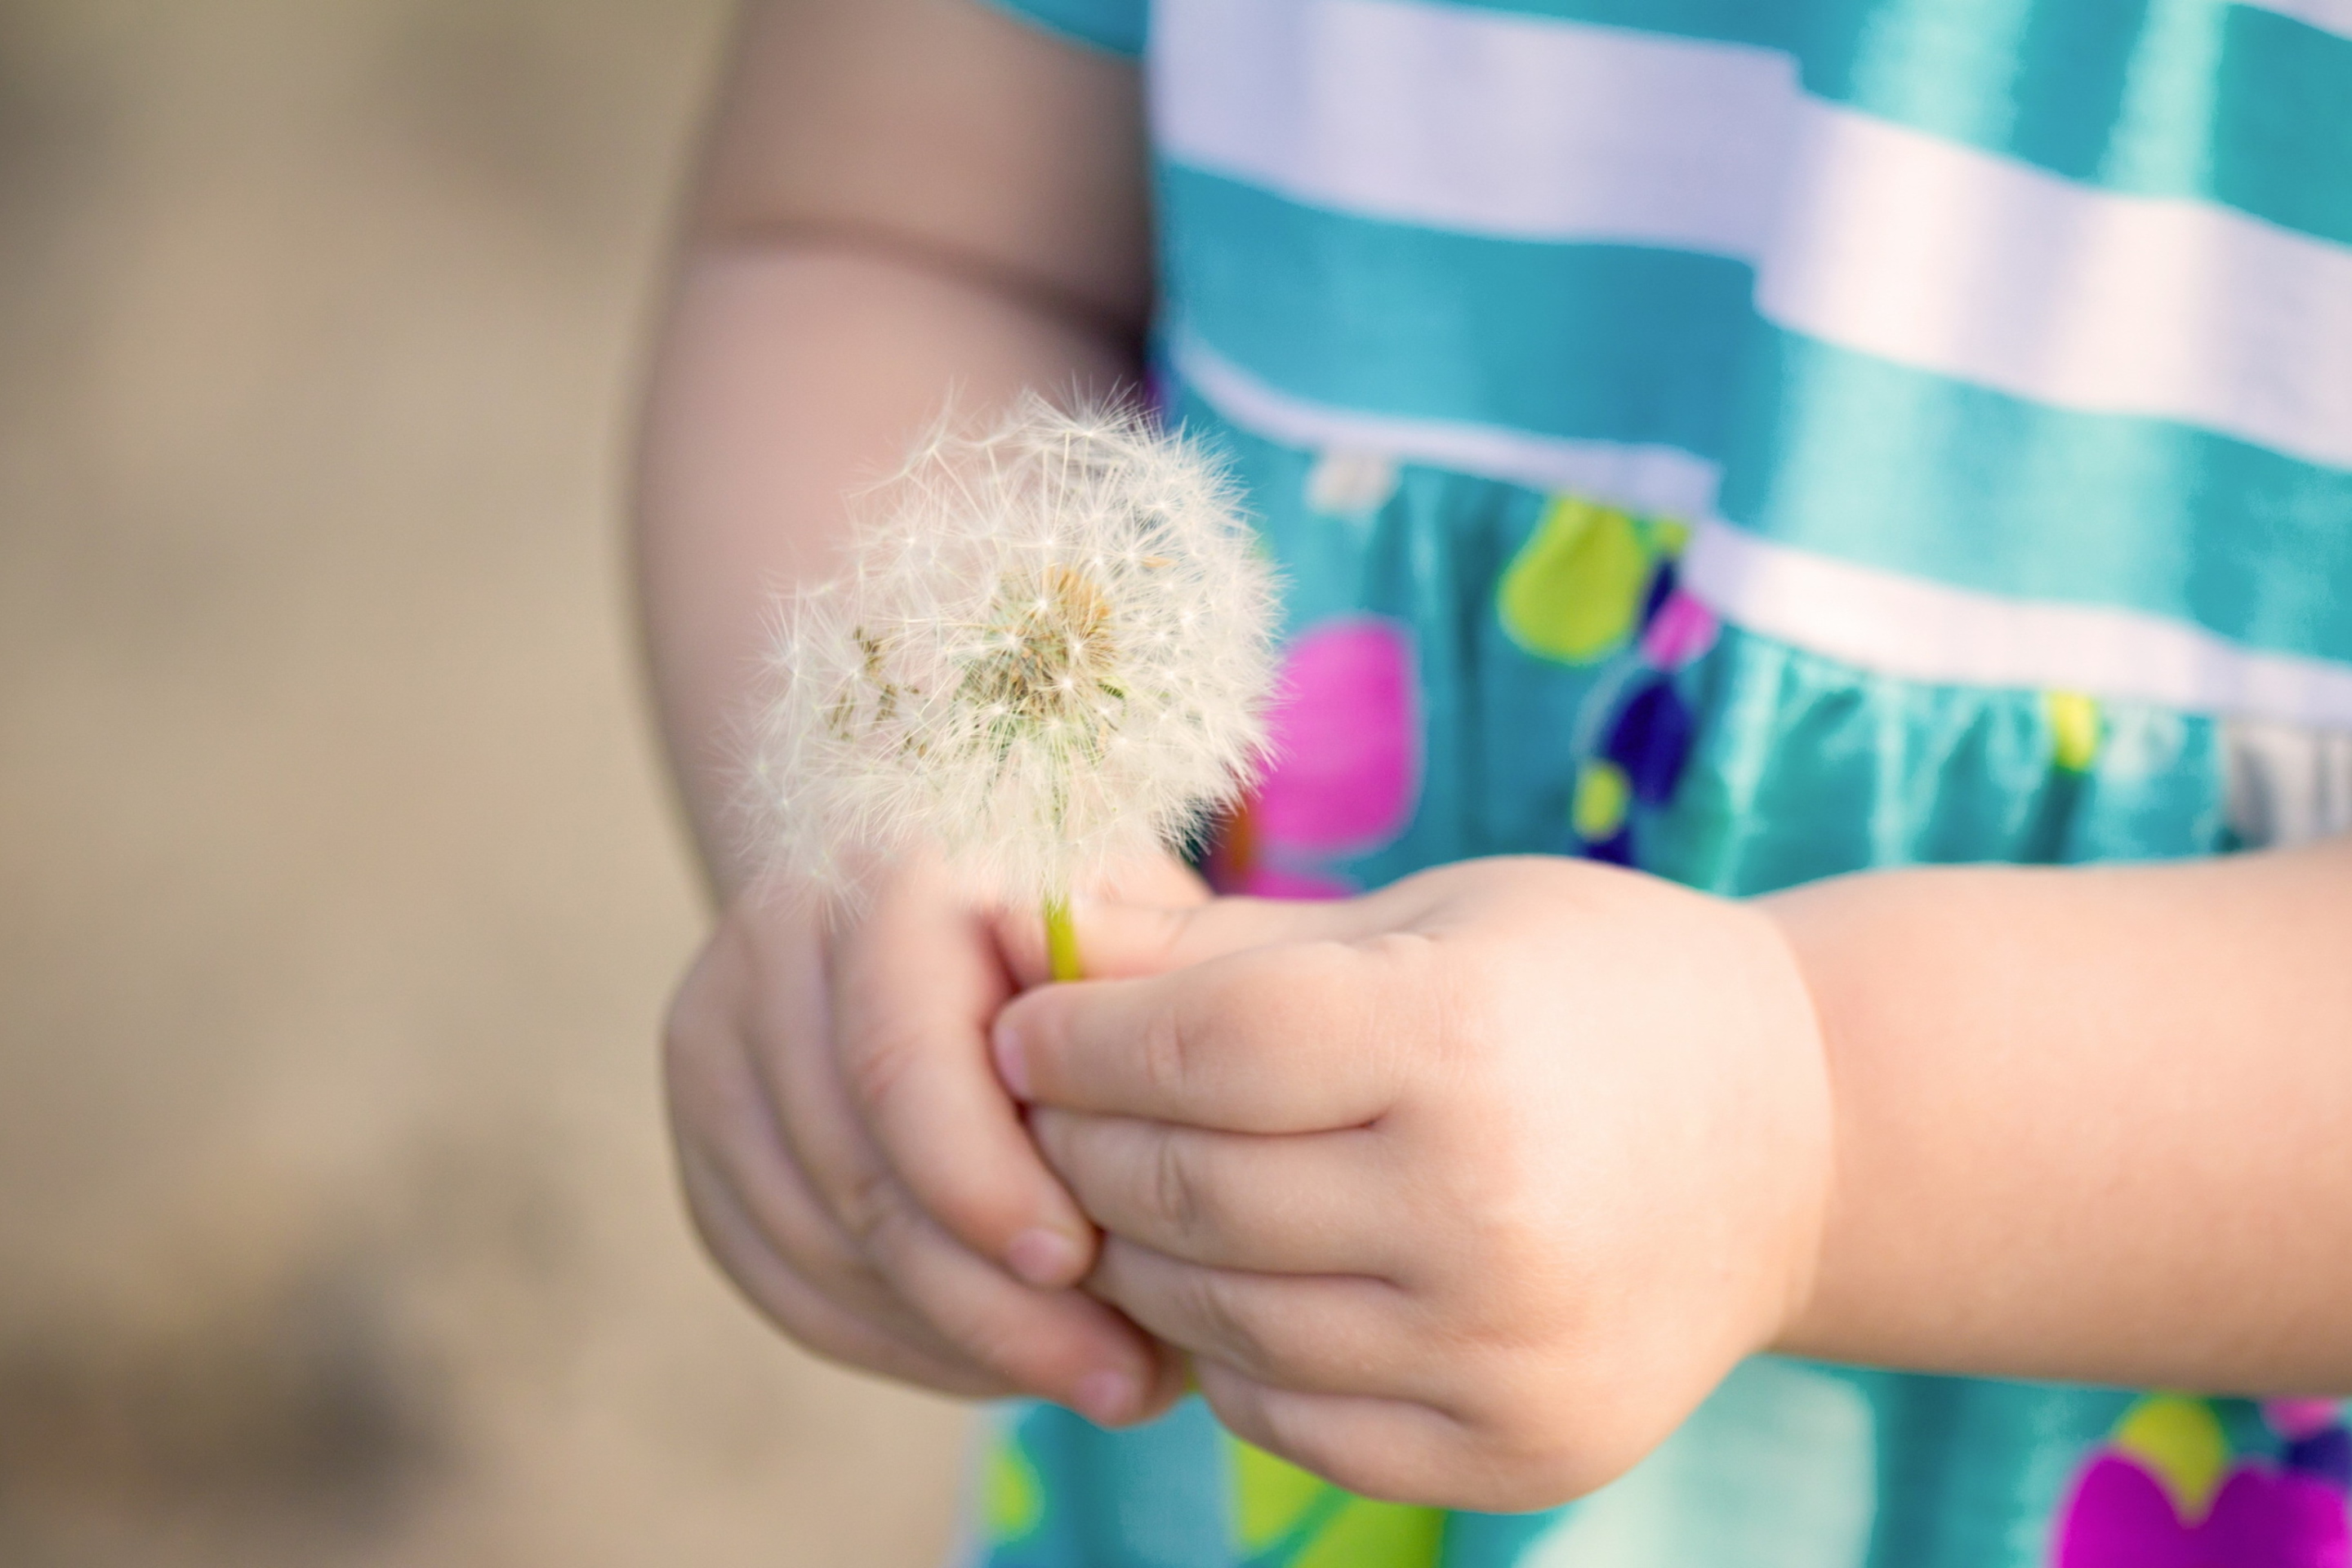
[1229,1437,1443,1567]
[2052,1395,2350,1568]
[1493,494,1717,865]
[1209,614,1421,898]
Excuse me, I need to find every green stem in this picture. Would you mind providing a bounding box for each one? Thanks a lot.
[1044,896,1080,982]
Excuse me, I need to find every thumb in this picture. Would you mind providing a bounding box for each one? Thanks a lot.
[996,866,1371,987]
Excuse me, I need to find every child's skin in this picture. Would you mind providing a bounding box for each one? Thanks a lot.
[640,0,2352,1512]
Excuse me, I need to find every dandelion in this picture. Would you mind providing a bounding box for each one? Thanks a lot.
[755,394,1278,978]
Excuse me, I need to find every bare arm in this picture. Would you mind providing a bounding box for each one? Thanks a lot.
[639,1,1183,1424]
[1771,831,2352,1390]
[973,831,2352,1503]
[635,0,1152,894]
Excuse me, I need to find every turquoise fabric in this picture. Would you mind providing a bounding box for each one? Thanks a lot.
[1163,168,1753,457]
[963,403,2328,1568]
[961,0,2352,1561]
[991,0,2352,243]
[1166,167,2352,662]
[1716,332,2352,666]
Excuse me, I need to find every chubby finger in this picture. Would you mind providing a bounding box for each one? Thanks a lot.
[1034,1110,1392,1276]
[667,960,1014,1379]
[670,1015,970,1358]
[1193,1361,1480,1508]
[1089,1237,1425,1401]
[852,1174,1185,1425]
[828,862,1097,1287]
[678,1141,1002,1397]
[993,936,1427,1132]
[759,973,1174,1420]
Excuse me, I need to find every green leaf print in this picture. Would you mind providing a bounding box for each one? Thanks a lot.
[1496,496,1654,665]
[1230,1437,1443,1568]
[983,1428,1046,1546]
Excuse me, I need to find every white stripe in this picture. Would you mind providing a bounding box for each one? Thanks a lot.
[1154,0,2352,470]
[1177,338,2352,728]
[2237,0,2352,41]
[1154,0,1796,257]
[1680,522,2352,728]
[1754,109,2352,471]
[1173,334,1723,519]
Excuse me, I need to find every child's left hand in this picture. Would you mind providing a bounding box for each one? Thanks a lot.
[991,856,1834,1511]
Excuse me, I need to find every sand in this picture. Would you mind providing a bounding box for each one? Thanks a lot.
[0,2,971,1561]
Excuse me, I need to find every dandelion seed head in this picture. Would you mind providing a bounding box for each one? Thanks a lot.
[755,395,1278,906]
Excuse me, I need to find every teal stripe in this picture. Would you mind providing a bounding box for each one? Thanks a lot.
[1008,0,2352,238]
[981,0,1146,56]
[1363,0,2352,249]
[1161,165,1752,458]
[1717,328,2352,663]
[1799,0,2352,247]
[1162,168,2352,662]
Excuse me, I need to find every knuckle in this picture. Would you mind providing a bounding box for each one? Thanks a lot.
[832,1162,912,1255]
[1140,998,1193,1100]
[1148,1134,1209,1239]
[839,1018,924,1120]
[1185,1272,1274,1374]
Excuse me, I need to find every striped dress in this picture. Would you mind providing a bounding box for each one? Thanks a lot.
[968,2,2352,1563]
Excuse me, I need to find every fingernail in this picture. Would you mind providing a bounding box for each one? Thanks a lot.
[1005,1227,1080,1288]
[991,1018,1031,1099]
[1072,1369,1137,1427]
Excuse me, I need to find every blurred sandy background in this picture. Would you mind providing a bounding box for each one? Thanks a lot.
[0,2,972,1562]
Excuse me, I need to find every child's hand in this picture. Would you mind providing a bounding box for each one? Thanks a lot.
[990,858,1833,1509]
[662,853,1192,1424]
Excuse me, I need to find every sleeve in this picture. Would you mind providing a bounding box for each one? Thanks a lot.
[978,0,1147,58]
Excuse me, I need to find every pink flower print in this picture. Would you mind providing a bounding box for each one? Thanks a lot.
[1638,589,1720,670]
[2270,1403,2347,1443]
[1258,617,1420,853]
[1209,617,1420,899]
[2054,1397,2350,1568]
[2056,1454,2350,1568]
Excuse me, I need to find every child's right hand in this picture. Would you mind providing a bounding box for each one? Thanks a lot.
[662,853,1183,1425]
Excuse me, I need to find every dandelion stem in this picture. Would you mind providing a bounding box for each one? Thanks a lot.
[1044,897,1081,982]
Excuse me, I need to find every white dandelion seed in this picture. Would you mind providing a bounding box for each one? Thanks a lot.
[754,395,1278,973]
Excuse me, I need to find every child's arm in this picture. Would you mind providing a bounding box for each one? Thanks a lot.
[987,837,2352,1507]
[1767,834,2352,1388]
[639,0,1178,1422]
[639,0,1151,889]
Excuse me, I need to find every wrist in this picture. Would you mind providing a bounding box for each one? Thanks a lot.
[1741,890,1842,1361]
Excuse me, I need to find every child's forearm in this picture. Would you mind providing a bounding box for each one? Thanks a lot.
[635,252,1138,892]
[632,0,1148,894]
[1764,835,2352,1390]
